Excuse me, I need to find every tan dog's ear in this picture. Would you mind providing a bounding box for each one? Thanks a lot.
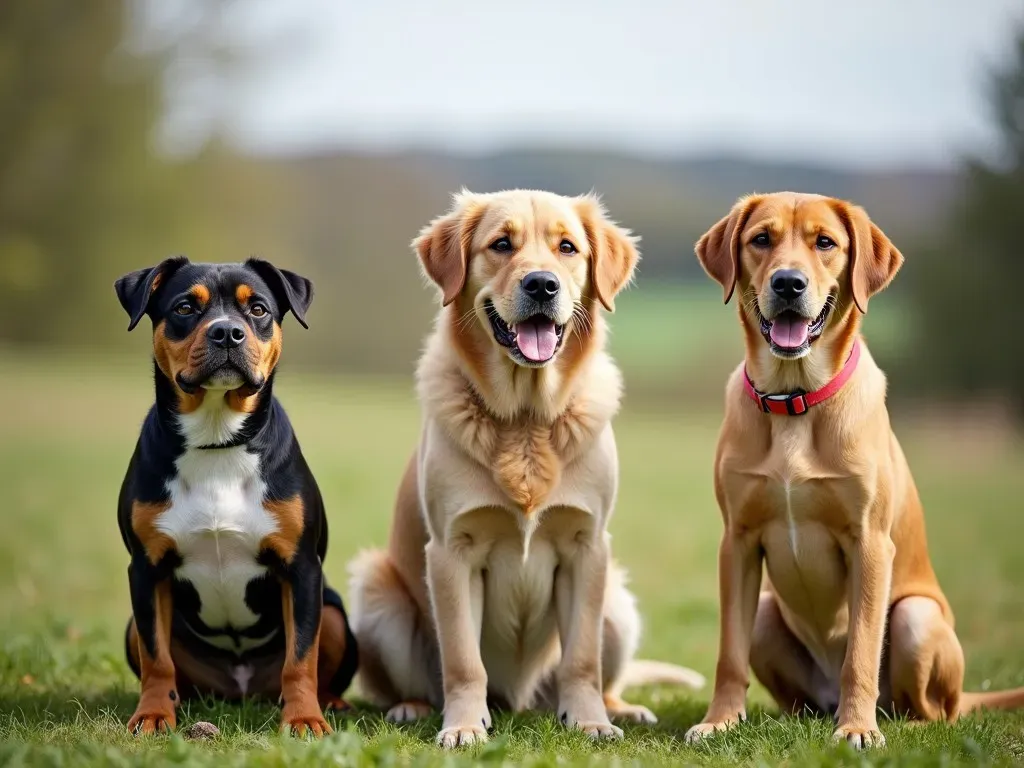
[695,195,761,304]
[837,202,904,313]
[575,195,639,312]
[414,193,487,306]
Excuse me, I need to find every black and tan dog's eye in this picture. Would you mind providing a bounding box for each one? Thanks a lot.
[816,235,836,251]
[174,301,194,316]
[490,237,513,253]
[250,303,268,318]
[559,239,577,255]
[752,232,771,248]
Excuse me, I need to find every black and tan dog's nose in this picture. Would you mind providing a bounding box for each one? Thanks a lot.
[770,269,808,301]
[522,271,560,302]
[206,319,247,350]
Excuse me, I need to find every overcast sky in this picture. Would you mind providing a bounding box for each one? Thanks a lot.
[164,0,1024,169]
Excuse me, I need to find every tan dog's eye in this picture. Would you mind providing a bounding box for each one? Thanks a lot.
[559,239,577,255]
[174,301,194,316]
[250,303,268,318]
[816,235,836,251]
[490,237,513,253]
[752,232,771,248]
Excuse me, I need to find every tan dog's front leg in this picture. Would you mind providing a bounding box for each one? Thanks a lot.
[425,540,490,748]
[685,529,762,743]
[555,533,622,740]
[834,530,894,749]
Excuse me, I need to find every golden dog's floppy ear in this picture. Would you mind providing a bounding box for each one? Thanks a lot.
[695,195,761,304]
[836,202,904,313]
[575,194,639,312]
[414,191,487,307]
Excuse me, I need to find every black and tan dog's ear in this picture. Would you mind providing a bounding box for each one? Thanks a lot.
[575,194,640,312]
[114,256,189,331]
[695,195,763,304]
[246,258,314,329]
[414,190,487,307]
[835,202,904,313]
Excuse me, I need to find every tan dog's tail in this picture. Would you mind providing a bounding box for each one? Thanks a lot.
[621,660,705,691]
[960,687,1024,714]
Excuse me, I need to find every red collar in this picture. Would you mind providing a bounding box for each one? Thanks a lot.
[743,340,861,416]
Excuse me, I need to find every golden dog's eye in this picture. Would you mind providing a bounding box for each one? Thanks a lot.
[559,239,577,255]
[816,235,836,251]
[174,301,194,316]
[250,303,268,318]
[752,232,771,248]
[490,237,513,253]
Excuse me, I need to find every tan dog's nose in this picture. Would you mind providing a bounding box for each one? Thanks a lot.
[522,271,560,303]
[770,269,808,301]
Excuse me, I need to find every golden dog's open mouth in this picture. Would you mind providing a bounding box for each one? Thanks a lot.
[758,302,831,358]
[485,300,566,365]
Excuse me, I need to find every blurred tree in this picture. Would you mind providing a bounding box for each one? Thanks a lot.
[906,27,1024,416]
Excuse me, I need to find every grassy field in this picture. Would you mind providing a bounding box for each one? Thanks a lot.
[1,346,1023,767]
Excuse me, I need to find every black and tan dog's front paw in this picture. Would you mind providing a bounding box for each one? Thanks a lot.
[281,704,333,738]
[128,707,176,735]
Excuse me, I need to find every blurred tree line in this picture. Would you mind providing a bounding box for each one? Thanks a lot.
[0,2,1019,416]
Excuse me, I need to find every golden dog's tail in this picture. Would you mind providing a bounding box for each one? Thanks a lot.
[621,660,706,691]
[960,687,1024,714]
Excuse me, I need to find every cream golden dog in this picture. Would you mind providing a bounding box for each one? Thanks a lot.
[348,189,703,747]
[686,192,1024,749]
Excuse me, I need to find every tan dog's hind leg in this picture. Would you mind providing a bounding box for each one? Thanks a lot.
[886,596,963,721]
[347,550,439,723]
[750,592,835,716]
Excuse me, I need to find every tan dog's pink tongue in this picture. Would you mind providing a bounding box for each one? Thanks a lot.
[515,317,558,361]
[769,315,810,349]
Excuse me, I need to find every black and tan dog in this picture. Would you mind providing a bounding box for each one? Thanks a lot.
[114,256,357,737]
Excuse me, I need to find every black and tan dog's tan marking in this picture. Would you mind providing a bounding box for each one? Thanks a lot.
[114,257,357,737]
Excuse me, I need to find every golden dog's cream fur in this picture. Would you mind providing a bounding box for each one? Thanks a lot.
[686,192,1024,749]
[348,189,703,748]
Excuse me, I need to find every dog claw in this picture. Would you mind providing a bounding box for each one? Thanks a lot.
[833,725,886,749]
[436,724,488,748]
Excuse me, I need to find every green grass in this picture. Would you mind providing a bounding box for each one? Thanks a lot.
[1,348,1023,766]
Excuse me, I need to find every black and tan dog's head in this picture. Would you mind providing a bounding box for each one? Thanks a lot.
[115,257,313,411]
[696,192,903,362]
[415,189,639,368]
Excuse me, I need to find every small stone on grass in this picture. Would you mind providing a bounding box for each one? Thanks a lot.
[183,721,221,741]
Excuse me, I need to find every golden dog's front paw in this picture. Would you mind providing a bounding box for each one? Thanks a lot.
[386,700,434,723]
[559,689,624,740]
[684,716,743,744]
[833,723,886,749]
[280,704,333,738]
[436,723,488,748]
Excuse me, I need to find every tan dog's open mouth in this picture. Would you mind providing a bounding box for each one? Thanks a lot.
[485,300,566,365]
[757,301,832,358]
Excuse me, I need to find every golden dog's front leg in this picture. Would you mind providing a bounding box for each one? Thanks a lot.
[426,540,491,748]
[834,530,895,749]
[555,533,622,740]
[685,528,762,743]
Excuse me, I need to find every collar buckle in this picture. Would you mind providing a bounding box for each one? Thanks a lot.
[757,389,809,416]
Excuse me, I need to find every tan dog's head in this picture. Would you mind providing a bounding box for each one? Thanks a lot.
[696,192,902,361]
[415,189,638,367]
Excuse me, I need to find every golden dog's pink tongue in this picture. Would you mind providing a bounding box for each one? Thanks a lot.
[515,317,558,361]
[769,314,810,349]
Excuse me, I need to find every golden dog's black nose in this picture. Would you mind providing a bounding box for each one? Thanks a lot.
[770,269,808,300]
[522,271,560,302]
[207,319,247,350]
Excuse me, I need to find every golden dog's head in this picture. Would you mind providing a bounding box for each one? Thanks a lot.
[696,192,903,361]
[415,189,638,367]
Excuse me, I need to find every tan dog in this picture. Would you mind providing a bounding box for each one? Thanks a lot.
[348,189,704,747]
[685,192,1024,748]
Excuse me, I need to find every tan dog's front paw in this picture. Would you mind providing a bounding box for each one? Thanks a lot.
[436,723,488,748]
[833,723,885,749]
[386,700,433,723]
[684,715,743,744]
[280,703,332,738]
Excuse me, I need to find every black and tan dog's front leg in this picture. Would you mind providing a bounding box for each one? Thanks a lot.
[127,558,177,735]
[555,532,622,740]
[833,528,895,749]
[279,558,333,737]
